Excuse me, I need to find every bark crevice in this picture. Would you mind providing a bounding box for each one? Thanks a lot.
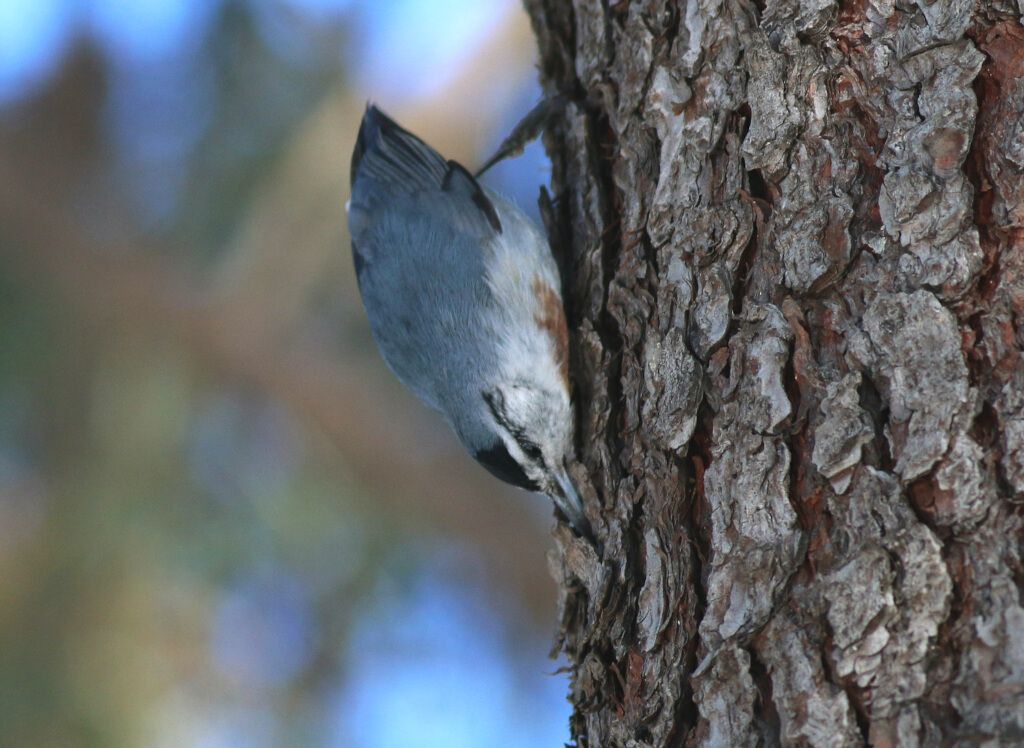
[528,0,1023,743]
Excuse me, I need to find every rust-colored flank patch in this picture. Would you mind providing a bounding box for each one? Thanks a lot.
[532,276,570,388]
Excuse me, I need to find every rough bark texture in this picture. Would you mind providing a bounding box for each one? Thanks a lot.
[525,0,1024,745]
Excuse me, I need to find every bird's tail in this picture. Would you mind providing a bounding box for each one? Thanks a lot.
[351,104,448,194]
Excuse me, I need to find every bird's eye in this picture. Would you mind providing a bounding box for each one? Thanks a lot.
[482,389,543,465]
[516,437,543,463]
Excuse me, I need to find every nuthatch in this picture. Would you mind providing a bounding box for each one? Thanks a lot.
[347,104,592,541]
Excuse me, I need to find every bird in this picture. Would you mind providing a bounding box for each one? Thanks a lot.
[346,104,592,541]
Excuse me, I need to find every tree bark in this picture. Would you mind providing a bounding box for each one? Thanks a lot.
[525,0,1024,745]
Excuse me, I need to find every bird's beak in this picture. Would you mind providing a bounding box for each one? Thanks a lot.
[551,465,596,544]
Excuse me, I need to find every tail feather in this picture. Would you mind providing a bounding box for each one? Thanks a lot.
[351,105,448,193]
[349,104,504,244]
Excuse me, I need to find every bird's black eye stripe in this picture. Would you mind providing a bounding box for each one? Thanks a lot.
[482,390,505,426]
[482,391,543,464]
[473,442,539,492]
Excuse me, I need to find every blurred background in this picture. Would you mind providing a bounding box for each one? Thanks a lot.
[0,1,569,746]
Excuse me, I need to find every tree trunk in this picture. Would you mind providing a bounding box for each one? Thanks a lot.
[525,0,1024,744]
